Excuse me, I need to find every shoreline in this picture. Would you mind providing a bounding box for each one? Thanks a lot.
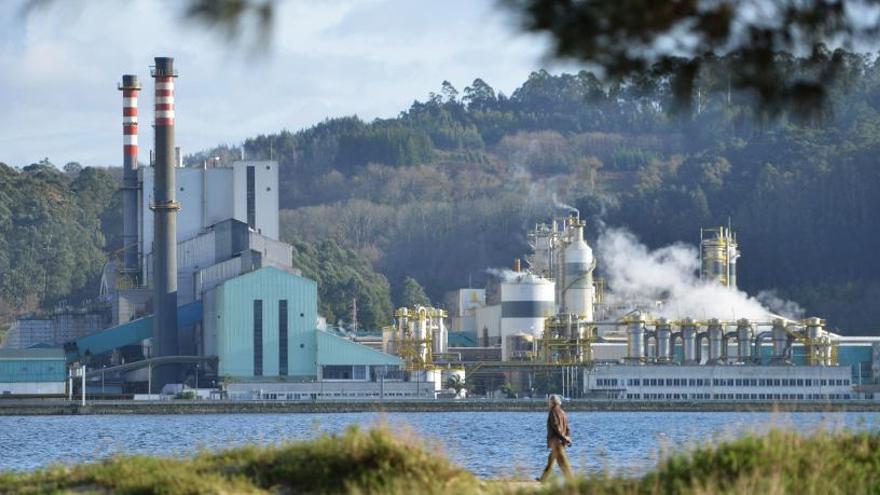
[1,399,879,415]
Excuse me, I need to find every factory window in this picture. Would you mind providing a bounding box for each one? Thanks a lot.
[665,378,673,386]
[323,366,353,380]
[279,300,288,376]
[253,299,263,376]
[246,166,256,229]
[353,366,366,380]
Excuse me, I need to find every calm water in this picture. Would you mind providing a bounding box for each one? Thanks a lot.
[1,411,878,477]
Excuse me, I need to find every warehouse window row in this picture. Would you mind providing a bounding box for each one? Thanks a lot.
[608,377,851,387]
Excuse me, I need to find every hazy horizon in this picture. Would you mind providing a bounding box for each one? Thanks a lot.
[0,0,566,168]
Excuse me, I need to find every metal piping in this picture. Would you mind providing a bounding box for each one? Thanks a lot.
[695,332,708,364]
[722,332,737,363]
[643,330,657,362]
[753,331,773,364]
[150,57,180,365]
[670,332,684,364]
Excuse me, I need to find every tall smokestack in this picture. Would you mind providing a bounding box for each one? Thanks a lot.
[118,75,141,277]
[151,57,179,360]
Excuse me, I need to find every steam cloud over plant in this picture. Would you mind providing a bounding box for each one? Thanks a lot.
[596,228,804,320]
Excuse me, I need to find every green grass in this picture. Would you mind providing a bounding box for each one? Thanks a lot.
[0,426,481,495]
[1,427,879,494]
[533,429,880,495]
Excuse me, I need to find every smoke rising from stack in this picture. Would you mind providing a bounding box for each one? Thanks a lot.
[596,228,803,320]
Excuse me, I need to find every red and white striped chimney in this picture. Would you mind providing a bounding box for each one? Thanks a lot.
[118,74,141,276]
[154,71,174,127]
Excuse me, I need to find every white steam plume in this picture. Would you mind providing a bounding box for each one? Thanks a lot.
[485,268,520,282]
[551,193,579,217]
[597,228,802,320]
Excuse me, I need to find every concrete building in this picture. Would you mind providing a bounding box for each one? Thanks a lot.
[139,160,280,281]
[447,288,486,332]
[586,364,853,401]
[0,348,66,395]
[3,308,110,350]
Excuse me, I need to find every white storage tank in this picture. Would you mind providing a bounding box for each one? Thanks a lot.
[562,221,596,320]
[500,273,555,361]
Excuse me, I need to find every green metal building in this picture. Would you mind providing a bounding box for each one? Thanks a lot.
[203,267,402,383]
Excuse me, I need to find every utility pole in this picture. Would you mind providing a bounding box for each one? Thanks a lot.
[81,364,86,407]
[351,297,358,333]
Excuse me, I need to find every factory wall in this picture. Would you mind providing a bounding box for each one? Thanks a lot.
[233,161,279,240]
[140,161,279,264]
[204,267,318,378]
[3,311,109,350]
[474,304,501,346]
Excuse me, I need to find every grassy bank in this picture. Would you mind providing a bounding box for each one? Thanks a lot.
[1,427,878,494]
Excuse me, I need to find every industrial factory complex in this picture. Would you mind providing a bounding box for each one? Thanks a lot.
[2,57,880,405]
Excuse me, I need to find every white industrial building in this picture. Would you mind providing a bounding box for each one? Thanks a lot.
[587,364,854,401]
[139,160,280,282]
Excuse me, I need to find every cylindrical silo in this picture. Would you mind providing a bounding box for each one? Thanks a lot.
[431,312,447,355]
[771,319,788,363]
[681,318,697,364]
[626,313,645,362]
[562,221,595,321]
[500,273,555,361]
[655,318,672,362]
[736,318,752,363]
[707,318,724,363]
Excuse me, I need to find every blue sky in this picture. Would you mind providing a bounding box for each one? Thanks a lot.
[0,0,564,167]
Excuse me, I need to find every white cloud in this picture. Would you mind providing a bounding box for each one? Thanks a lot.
[0,0,559,167]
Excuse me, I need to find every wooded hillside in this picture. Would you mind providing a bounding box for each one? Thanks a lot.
[5,49,879,334]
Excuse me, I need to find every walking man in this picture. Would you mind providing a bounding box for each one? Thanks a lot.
[538,394,573,481]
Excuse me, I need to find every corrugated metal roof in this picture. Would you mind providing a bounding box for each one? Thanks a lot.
[68,300,203,360]
[316,330,401,366]
[0,348,66,360]
[448,331,478,347]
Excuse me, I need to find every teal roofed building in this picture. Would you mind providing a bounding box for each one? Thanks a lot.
[0,348,66,395]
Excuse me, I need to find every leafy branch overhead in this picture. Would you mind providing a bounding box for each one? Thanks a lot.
[24,0,880,114]
[505,0,880,116]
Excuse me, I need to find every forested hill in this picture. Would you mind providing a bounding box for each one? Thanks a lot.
[3,50,880,334]
[191,51,880,334]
